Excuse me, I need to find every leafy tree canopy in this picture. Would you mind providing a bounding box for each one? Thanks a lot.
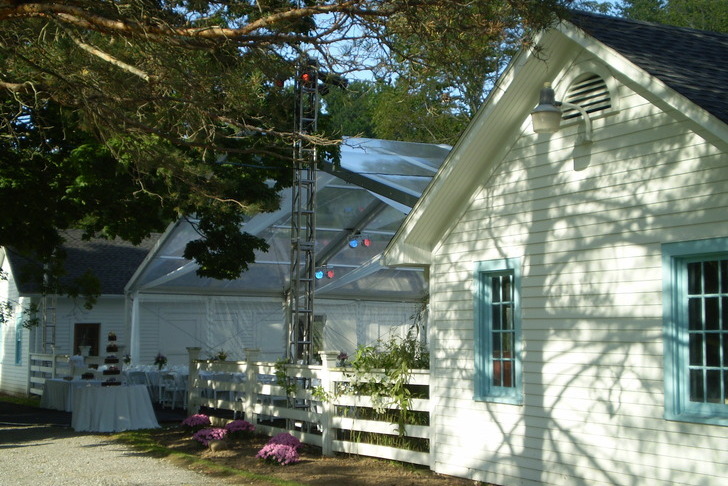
[0,0,567,295]
[620,0,728,32]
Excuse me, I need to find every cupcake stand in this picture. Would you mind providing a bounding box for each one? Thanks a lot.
[70,332,159,432]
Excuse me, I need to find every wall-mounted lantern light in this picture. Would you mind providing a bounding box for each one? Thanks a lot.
[531,82,593,142]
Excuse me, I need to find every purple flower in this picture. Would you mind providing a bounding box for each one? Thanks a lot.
[192,427,228,447]
[181,414,211,428]
[256,433,302,465]
[268,432,302,450]
[224,419,255,434]
[256,443,300,465]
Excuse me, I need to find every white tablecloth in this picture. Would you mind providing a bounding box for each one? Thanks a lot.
[71,384,160,432]
[39,379,105,412]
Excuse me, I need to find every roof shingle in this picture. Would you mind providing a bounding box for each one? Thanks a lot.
[568,10,728,125]
[7,229,160,295]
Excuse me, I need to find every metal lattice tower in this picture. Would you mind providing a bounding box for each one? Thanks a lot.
[41,266,57,352]
[288,59,320,364]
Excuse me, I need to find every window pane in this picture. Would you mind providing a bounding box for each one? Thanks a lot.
[502,304,512,330]
[502,360,513,387]
[492,333,501,358]
[690,369,704,402]
[492,361,502,387]
[706,334,720,367]
[723,297,728,331]
[502,275,511,302]
[704,261,719,293]
[502,333,512,354]
[721,260,728,293]
[492,277,501,303]
[688,262,702,294]
[706,370,721,403]
[688,298,702,330]
[492,306,501,331]
[723,334,728,367]
[689,333,703,366]
[706,297,719,331]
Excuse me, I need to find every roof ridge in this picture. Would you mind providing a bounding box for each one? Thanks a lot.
[567,9,728,38]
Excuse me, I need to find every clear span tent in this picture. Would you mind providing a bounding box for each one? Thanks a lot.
[123,138,451,364]
[126,138,451,301]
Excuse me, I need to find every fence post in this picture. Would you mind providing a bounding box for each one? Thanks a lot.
[186,347,201,416]
[319,350,339,456]
[51,345,58,378]
[243,348,260,424]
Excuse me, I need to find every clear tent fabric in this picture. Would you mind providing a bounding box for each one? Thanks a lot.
[126,138,451,301]
[125,138,450,364]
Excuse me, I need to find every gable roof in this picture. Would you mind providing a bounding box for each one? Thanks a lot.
[567,10,728,125]
[382,11,728,267]
[6,229,160,296]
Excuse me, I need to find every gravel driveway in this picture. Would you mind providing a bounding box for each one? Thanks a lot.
[0,400,215,486]
[0,424,216,486]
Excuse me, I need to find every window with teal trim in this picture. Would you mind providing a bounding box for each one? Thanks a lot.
[663,238,728,426]
[474,258,522,403]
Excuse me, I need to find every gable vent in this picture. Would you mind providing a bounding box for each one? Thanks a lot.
[562,73,611,120]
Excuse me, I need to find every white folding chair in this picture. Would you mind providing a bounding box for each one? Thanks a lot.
[159,373,184,409]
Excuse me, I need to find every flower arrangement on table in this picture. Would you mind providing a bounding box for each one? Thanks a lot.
[181,414,211,429]
[192,427,228,447]
[256,432,302,465]
[224,419,255,438]
[213,349,228,361]
[153,352,167,370]
[122,354,131,365]
[337,351,348,367]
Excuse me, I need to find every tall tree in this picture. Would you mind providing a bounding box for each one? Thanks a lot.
[620,0,728,32]
[1,0,567,289]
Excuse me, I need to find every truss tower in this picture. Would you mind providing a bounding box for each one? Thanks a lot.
[288,60,319,363]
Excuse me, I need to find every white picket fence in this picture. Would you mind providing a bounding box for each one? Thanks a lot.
[187,348,431,466]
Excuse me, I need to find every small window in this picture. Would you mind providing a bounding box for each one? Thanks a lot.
[474,258,522,404]
[562,73,611,120]
[663,238,728,426]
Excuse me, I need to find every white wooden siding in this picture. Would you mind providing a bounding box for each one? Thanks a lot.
[429,65,728,486]
[0,258,28,395]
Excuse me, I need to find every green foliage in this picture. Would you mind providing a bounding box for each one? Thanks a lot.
[0,0,565,293]
[344,332,429,436]
[274,358,298,400]
[620,0,728,32]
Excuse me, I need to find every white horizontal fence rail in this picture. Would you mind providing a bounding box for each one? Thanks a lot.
[186,348,431,467]
[28,352,67,396]
[29,352,106,396]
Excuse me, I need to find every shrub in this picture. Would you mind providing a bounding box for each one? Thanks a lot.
[224,419,255,437]
[255,433,302,465]
[181,414,211,428]
[192,427,227,447]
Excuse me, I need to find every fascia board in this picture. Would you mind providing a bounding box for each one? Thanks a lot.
[124,219,180,294]
[556,21,728,150]
[383,29,569,267]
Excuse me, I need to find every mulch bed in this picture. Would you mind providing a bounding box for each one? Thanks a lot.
[148,425,479,486]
